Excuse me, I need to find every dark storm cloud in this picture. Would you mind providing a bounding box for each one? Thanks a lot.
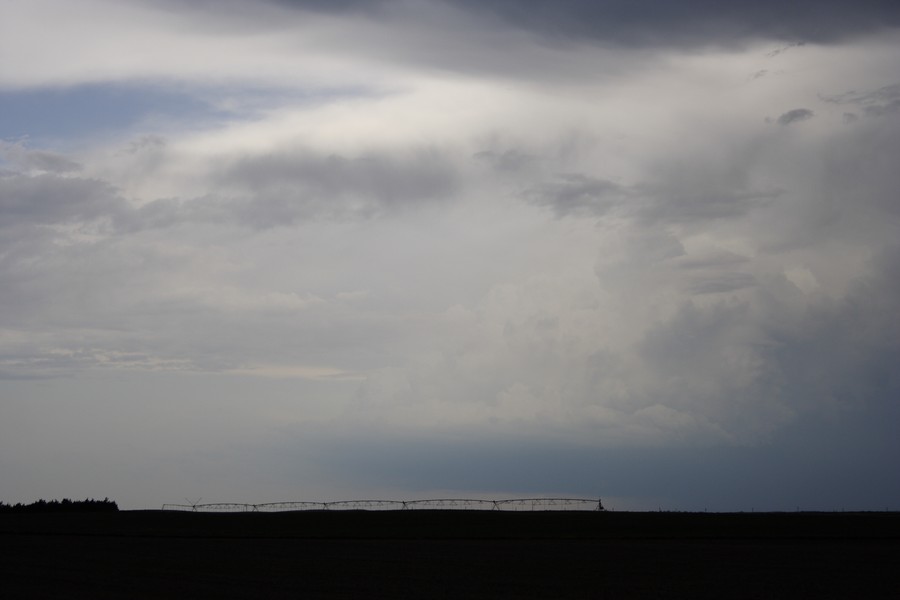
[155,0,388,16]
[240,1,900,47]
[437,0,900,46]
[268,0,388,11]
[257,0,900,43]
[776,108,815,126]
[289,399,900,510]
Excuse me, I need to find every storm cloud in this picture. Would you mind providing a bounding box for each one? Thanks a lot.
[453,0,900,45]
[1,0,899,511]
[267,0,900,45]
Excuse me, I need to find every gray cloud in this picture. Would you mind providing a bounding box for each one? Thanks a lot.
[688,272,757,295]
[776,108,815,125]
[0,172,123,228]
[765,41,806,58]
[756,111,900,253]
[473,149,535,172]
[622,249,900,447]
[525,172,783,225]
[820,83,900,118]
[21,152,81,173]
[522,174,626,218]
[676,251,751,270]
[3,1,900,510]
[0,143,461,241]
[268,0,389,11]
[768,246,900,409]
[636,185,783,223]
[0,153,457,380]
[0,142,82,173]
[256,0,900,46]
[121,135,167,155]
[215,147,460,226]
[428,0,900,46]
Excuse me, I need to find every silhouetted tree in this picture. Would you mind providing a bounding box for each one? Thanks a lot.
[0,498,118,513]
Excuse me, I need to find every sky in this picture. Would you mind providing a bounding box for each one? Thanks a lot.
[1,0,899,511]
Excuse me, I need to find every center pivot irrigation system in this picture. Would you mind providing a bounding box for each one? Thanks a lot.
[162,498,605,512]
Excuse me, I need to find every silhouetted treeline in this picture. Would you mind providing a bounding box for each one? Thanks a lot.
[0,498,118,513]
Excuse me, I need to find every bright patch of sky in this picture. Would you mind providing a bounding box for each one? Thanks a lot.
[0,82,374,146]
[0,84,214,142]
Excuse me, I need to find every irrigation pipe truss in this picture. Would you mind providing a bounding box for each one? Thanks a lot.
[162,498,605,512]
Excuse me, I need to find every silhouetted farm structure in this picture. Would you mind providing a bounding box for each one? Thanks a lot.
[162,497,604,512]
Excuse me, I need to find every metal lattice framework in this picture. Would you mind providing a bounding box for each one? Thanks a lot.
[162,497,604,512]
[256,501,323,512]
[405,499,498,511]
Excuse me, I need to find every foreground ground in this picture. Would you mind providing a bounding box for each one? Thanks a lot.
[2,510,898,598]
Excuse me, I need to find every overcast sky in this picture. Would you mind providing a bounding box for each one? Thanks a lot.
[1,0,899,511]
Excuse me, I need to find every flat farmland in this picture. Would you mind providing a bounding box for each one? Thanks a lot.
[2,511,898,598]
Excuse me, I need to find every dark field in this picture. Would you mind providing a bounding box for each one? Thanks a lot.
[2,510,898,598]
